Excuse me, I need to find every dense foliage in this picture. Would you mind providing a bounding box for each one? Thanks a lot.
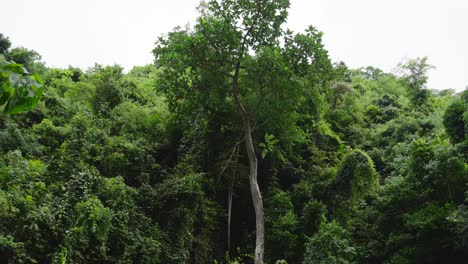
[0,1,467,263]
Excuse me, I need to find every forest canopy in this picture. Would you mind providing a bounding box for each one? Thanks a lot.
[0,1,467,263]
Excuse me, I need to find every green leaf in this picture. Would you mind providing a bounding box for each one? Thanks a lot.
[0,59,43,114]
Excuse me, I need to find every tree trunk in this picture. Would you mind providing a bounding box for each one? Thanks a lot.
[232,51,264,264]
[227,186,233,251]
[242,117,264,264]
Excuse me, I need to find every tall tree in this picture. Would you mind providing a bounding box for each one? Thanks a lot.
[398,57,434,107]
[154,0,332,262]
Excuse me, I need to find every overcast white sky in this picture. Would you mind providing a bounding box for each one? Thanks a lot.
[1,0,467,91]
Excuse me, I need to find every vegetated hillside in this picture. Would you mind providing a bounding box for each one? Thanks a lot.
[0,8,467,264]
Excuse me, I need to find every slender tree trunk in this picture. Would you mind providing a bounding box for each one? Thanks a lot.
[227,145,239,253]
[227,186,233,251]
[242,118,264,264]
[232,43,264,263]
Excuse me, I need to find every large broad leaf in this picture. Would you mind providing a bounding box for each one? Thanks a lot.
[0,59,43,114]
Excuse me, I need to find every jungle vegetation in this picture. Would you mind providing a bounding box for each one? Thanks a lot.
[0,0,467,263]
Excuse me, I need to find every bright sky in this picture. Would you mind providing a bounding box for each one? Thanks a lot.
[1,0,467,91]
